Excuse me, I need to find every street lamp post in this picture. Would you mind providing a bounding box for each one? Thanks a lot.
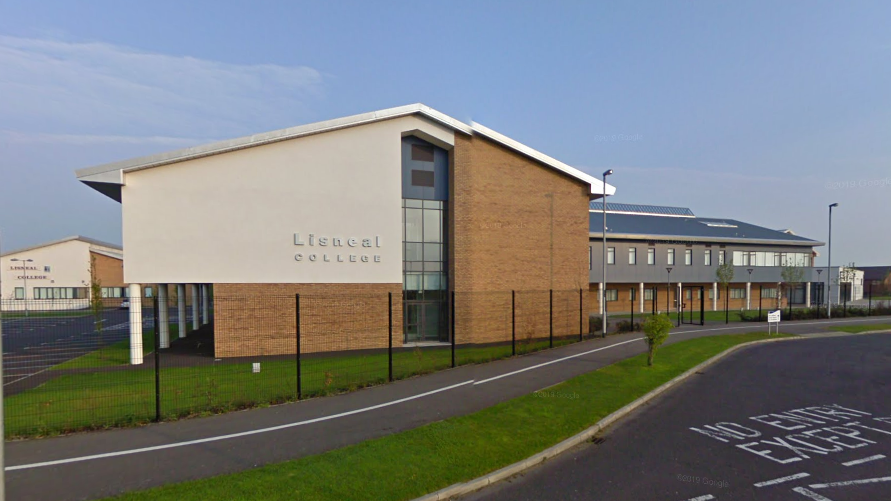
[666,267,673,316]
[601,169,613,338]
[10,258,34,317]
[828,203,838,319]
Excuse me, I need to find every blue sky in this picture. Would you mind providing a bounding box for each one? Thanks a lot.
[1,1,889,265]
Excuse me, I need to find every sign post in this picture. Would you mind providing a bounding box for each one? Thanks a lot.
[767,309,781,336]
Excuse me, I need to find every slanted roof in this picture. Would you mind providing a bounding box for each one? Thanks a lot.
[858,266,891,281]
[1,236,123,258]
[589,207,823,247]
[75,103,616,201]
[589,202,695,217]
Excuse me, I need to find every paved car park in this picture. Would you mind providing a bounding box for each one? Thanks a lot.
[465,332,891,501]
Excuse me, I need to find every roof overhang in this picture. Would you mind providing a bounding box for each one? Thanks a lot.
[589,232,825,247]
[75,103,616,201]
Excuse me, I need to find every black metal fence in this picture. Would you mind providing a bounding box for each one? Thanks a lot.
[2,289,597,438]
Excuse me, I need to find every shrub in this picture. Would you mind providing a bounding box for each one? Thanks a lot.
[589,315,603,334]
[616,320,641,333]
[642,314,673,366]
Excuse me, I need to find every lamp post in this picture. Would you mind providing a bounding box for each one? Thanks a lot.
[827,203,838,318]
[10,258,34,317]
[601,169,613,338]
[666,267,672,316]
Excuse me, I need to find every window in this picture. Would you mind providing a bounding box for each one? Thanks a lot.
[629,288,636,301]
[411,170,435,187]
[605,289,618,302]
[685,249,692,266]
[629,248,637,265]
[101,287,129,298]
[709,288,721,299]
[44,266,51,272]
[667,249,675,265]
[411,144,434,162]
[730,288,746,299]
[647,248,655,265]
[762,288,778,298]
[704,250,712,266]
[33,287,87,300]
[144,287,153,298]
[718,250,726,265]
[14,287,24,300]
[607,247,615,265]
[685,289,692,300]
[644,288,654,300]
[733,251,748,266]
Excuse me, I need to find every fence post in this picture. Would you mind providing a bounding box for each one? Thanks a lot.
[512,290,516,356]
[153,296,161,423]
[450,290,456,368]
[388,292,393,382]
[296,294,301,400]
[578,288,583,342]
[630,289,634,328]
[758,286,762,322]
[549,289,553,349]
[652,287,656,315]
[843,284,848,317]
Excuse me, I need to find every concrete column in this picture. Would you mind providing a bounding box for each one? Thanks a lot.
[158,284,170,349]
[201,284,209,325]
[598,282,604,315]
[191,284,200,331]
[746,282,752,310]
[712,282,718,311]
[128,284,143,365]
[177,284,186,338]
[806,282,811,307]
[677,282,683,315]
[639,282,645,313]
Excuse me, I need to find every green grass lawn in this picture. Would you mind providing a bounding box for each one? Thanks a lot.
[51,328,167,370]
[105,332,790,501]
[4,335,580,438]
[828,323,891,334]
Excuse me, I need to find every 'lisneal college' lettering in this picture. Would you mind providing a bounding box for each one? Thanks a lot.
[293,233,382,263]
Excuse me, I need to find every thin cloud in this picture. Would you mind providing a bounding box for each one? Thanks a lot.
[0,35,325,140]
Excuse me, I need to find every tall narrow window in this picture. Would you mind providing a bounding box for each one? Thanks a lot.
[14,287,24,300]
[647,248,655,265]
[685,249,693,266]
[667,249,675,265]
[629,248,637,265]
[607,247,615,265]
[718,250,726,265]
[705,249,712,266]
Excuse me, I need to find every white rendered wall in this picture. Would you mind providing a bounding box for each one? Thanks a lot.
[1,240,97,310]
[121,116,455,284]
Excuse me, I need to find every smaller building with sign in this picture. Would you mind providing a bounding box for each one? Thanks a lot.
[1,236,127,311]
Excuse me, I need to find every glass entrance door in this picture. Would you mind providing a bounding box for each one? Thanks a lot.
[403,298,448,343]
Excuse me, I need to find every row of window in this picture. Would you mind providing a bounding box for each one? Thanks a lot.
[596,247,812,268]
[13,286,153,300]
[600,287,779,301]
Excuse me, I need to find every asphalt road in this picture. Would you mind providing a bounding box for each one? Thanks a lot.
[5,316,890,501]
[465,332,891,501]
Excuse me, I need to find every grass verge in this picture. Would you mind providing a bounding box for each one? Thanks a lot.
[105,332,792,501]
[5,335,578,438]
[828,323,891,334]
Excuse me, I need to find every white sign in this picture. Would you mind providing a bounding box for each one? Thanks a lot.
[768,310,781,323]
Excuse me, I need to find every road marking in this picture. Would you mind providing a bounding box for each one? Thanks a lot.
[754,473,810,487]
[809,476,891,489]
[684,495,715,501]
[4,379,476,471]
[842,454,885,466]
[474,337,644,385]
[3,366,52,386]
[791,487,833,500]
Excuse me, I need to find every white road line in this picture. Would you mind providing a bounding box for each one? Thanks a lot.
[4,379,476,471]
[3,366,53,387]
[684,495,715,501]
[809,476,891,489]
[473,337,644,385]
[842,454,885,466]
[754,473,810,487]
[791,487,833,501]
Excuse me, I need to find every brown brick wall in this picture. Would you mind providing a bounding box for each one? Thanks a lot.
[90,252,124,288]
[213,283,402,357]
[451,134,591,343]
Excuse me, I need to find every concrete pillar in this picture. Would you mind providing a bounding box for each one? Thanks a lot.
[639,282,645,313]
[677,282,683,315]
[746,282,752,310]
[192,284,200,331]
[158,284,170,349]
[712,282,718,311]
[598,282,604,315]
[177,284,186,338]
[201,284,209,325]
[806,282,811,307]
[128,284,143,365]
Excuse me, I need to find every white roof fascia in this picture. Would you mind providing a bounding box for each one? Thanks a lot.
[1,235,123,258]
[471,121,616,197]
[588,209,694,218]
[90,248,124,260]
[588,232,825,247]
[74,104,472,182]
